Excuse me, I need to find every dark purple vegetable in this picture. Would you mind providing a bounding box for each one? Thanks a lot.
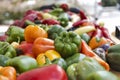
[39,4,55,10]
[100,43,110,51]
[69,7,80,13]
[67,27,78,31]
[93,48,106,61]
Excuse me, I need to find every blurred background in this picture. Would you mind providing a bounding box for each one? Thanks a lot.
[0,0,120,31]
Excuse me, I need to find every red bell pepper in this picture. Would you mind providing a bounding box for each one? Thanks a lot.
[17,64,68,80]
[17,41,35,57]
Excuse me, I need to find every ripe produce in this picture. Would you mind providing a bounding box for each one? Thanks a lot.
[17,64,68,80]
[24,25,48,43]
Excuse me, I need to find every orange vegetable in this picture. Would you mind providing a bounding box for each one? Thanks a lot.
[88,36,108,49]
[24,25,48,43]
[32,37,55,57]
[0,66,16,80]
[81,40,110,71]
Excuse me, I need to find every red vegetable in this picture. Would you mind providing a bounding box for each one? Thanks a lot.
[17,64,68,80]
[60,3,69,11]
[72,20,93,27]
[94,23,111,39]
[17,41,35,57]
[92,28,103,38]
[41,19,60,25]
[100,27,111,39]
[79,10,87,20]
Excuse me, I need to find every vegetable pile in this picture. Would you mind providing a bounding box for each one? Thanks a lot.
[0,3,120,80]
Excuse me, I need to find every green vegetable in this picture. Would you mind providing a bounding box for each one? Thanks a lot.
[106,44,120,71]
[0,41,16,58]
[86,71,120,80]
[58,13,69,27]
[0,55,10,66]
[80,33,90,43]
[76,57,105,80]
[54,31,81,58]
[50,8,64,17]
[39,24,50,31]
[24,20,35,26]
[6,56,38,73]
[6,26,24,43]
[66,63,78,80]
[52,58,67,70]
[66,53,86,66]
[47,25,66,40]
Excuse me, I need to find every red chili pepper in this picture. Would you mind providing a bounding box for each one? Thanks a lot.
[92,28,103,38]
[60,3,69,12]
[72,19,88,27]
[100,27,111,39]
[79,10,87,20]
[41,19,60,25]
[17,64,68,80]
[94,23,111,39]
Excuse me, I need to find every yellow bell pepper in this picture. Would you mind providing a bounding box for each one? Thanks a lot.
[36,50,61,66]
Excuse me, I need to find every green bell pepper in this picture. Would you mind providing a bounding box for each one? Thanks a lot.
[24,20,35,26]
[6,56,38,73]
[0,41,16,58]
[80,33,90,44]
[86,71,120,80]
[50,8,64,17]
[47,25,66,40]
[66,57,105,80]
[66,63,78,80]
[54,31,81,58]
[6,26,24,43]
[66,53,86,66]
[0,55,10,66]
[52,58,67,70]
[76,57,105,80]
[58,13,69,27]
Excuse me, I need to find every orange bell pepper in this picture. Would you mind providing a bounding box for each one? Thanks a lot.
[0,66,16,80]
[81,40,110,71]
[24,25,48,43]
[32,37,55,57]
[88,36,108,49]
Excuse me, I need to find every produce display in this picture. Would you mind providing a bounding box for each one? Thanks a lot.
[0,3,120,80]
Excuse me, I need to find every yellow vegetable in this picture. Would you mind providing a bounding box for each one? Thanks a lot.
[36,50,61,66]
[74,26,95,35]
